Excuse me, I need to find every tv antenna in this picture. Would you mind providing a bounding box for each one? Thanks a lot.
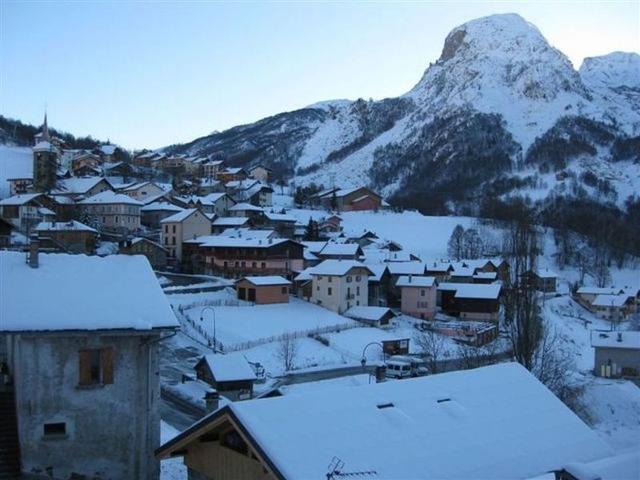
[326,457,377,479]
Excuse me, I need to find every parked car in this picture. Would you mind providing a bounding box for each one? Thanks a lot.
[388,355,429,377]
[385,359,412,379]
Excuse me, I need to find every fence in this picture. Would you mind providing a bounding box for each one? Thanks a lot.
[172,304,362,353]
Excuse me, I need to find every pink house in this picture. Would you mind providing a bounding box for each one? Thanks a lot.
[396,275,438,320]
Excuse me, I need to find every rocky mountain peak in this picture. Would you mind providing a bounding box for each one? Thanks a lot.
[580,52,640,90]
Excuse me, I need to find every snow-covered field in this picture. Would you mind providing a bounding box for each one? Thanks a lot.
[160,422,187,480]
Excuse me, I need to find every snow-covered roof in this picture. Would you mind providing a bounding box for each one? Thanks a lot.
[160,208,205,224]
[239,276,291,286]
[228,202,264,212]
[451,266,475,277]
[534,268,557,278]
[592,294,630,307]
[557,449,640,480]
[591,331,640,349]
[0,193,44,206]
[0,251,178,332]
[576,287,624,295]
[344,306,395,321]
[79,190,143,206]
[100,144,117,155]
[219,228,274,240]
[365,264,389,282]
[474,271,498,280]
[309,259,372,277]
[301,241,327,254]
[33,140,56,152]
[160,363,611,479]
[264,212,296,222]
[36,220,96,233]
[198,236,292,249]
[140,202,183,213]
[396,275,437,288]
[179,193,228,206]
[53,177,112,195]
[212,216,249,226]
[386,262,426,275]
[319,243,361,256]
[438,282,502,299]
[202,353,257,382]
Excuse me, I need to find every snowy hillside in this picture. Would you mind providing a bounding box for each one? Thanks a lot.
[0,144,32,198]
[166,13,640,224]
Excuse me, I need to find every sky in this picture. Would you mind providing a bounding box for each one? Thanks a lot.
[1,1,638,150]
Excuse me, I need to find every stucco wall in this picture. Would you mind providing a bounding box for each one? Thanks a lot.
[311,268,369,313]
[400,286,437,319]
[9,332,161,480]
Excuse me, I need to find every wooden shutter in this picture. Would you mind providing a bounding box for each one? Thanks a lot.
[101,347,114,385]
[78,350,92,386]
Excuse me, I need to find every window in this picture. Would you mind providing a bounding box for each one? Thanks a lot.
[261,262,266,269]
[164,225,168,233]
[421,289,426,297]
[252,262,257,268]
[115,216,119,224]
[235,261,240,267]
[172,225,176,234]
[356,286,360,295]
[43,422,66,437]
[164,237,168,245]
[78,347,113,386]
[281,287,287,294]
[241,261,246,268]
[347,276,352,283]
[328,287,332,296]
[356,276,361,282]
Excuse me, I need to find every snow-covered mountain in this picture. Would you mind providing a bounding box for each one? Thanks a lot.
[167,14,640,215]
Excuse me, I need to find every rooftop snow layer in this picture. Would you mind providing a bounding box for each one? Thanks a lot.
[0,251,178,332]
[36,220,96,232]
[309,259,372,276]
[591,331,640,349]
[203,353,257,382]
[210,363,611,479]
[240,276,291,286]
[79,190,143,205]
[396,275,436,287]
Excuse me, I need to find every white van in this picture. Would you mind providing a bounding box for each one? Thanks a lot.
[385,360,412,379]
[388,355,429,377]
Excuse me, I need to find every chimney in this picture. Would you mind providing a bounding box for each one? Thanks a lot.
[29,233,39,268]
[204,389,220,413]
[617,332,623,343]
[408,274,412,283]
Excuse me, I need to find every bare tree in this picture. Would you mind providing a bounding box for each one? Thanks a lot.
[461,228,483,259]
[414,329,448,374]
[447,224,465,261]
[501,211,543,370]
[592,244,611,288]
[276,333,299,372]
[456,340,500,371]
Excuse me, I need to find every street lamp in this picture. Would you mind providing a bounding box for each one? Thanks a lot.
[361,341,385,367]
[200,307,216,352]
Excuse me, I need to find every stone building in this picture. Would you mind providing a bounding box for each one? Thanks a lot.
[0,250,178,479]
[32,114,58,192]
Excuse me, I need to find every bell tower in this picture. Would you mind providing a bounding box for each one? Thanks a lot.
[32,113,58,192]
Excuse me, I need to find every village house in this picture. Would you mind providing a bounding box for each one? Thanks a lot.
[574,286,626,311]
[211,216,252,234]
[160,208,212,262]
[386,262,427,306]
[103,161,137,178]
[301,241,326,268]
[344,306,395,328]
[228,202,265,222]
[176,193,236,217]
[317,242,364,260]
[183,237,304,279]
[348,230,379,248]
[70,152,101,176]
[396,275,438,320]
[226,180,273,207]
[7,176,33,196]
[197,177,223,195]
[309,260,373,314]
[79,190,143,233]
[36,220,98,254]
[522,268,558,293]
[52,177,113,201]
[424,261,454,280]
[367,264,392,307]
[119,237,169,269]
[195,353,257,401]
[0,193,57,232]
[97,144,117,163]
[201,159,224,179]
[319,214,342,234]
[217,167,248,183]
[156,363,612,480]
[120,181,168,203]
[0,250,178,479]
[236,276,291,304]
[263,212,297,238]
[472,271,498,284]
[140,202,184,229]
[438,283,502,321]
[314,186,383,212]
[591,294,633,321]
[248,164,272,183]
[591,331,640,378]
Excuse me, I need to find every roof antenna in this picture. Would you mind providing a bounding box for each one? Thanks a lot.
[327,457,377,479]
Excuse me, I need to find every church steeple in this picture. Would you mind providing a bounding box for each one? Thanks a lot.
[41,112,51,142]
